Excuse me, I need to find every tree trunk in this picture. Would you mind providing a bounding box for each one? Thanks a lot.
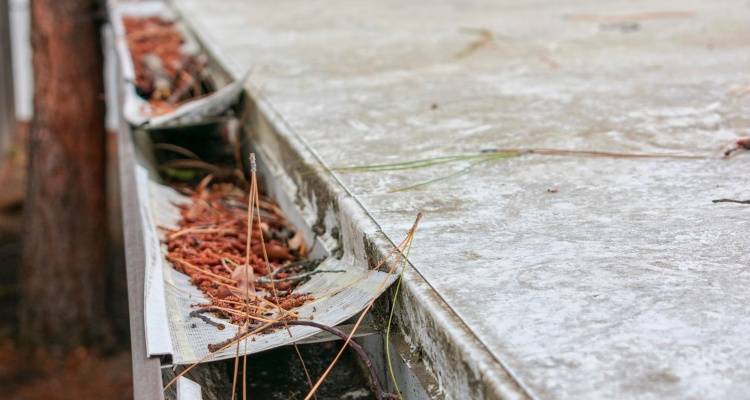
[20,0,109,351]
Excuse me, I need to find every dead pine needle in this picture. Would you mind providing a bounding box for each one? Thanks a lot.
[163,223,420,396]
[230,323,244,400]
[162,151,418,399]
[164,154,313,324]
[165,151,315,396]
[164,321,277,392]
[333,147,709,192]
[295,344,317,400]
[249,152,317,399]
[242,153,257,296]
[712,198,750,205]
[384,238,415,399]
[302,212,423,400]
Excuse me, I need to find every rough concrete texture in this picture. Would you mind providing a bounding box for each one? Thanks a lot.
[172,0,750,398]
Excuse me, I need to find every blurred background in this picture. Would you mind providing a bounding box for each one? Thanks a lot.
[0,1,133,399]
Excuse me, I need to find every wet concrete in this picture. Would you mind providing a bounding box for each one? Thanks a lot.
[172,0,750,398]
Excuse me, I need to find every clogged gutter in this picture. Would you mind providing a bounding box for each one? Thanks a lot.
[163,175,314,327]
[123,16,214,116]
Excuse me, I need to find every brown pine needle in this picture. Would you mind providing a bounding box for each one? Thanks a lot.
[153,142,202,160]
[197,306,276,323]
[167,226,234,240]
[514,147,706,159]
[239,154,258,400]
[242,352,248,400]
[165,154,420,398]
[302,213,423,400]
[164,318,281,391]
[295,344,317,400]
[170,258,236,284]
[230,323,243,400]
[163,222,418,393]
[243,154,257,295]
[249,153,317,399]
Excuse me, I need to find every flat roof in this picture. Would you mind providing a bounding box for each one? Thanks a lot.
[172,0,750,397]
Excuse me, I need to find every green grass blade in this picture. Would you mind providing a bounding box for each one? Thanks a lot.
[389,152,517,192]
[385,242,414,399]
[333,152,515,173]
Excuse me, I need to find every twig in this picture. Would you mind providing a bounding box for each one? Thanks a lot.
[189,309,226,330]
[294,344,317,400]
[385,241,415,399]
[159,159,227,174]
[265,320,398,400]
[249,153,318,398]
[238,155,258,400]
[257,269,345,284]
[302,213,423,400]
[499,147,707,160]
[169,257,236,284]
[273,259,324,275]
[164,219,421,393]
[167,227,234,240]
[724,138,750,158]
[196,306,276,323]
[166,321,279,391]
[712,199,750,205]
[153,143,201,160]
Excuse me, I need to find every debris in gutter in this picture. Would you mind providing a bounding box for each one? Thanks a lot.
[712,199,750,205]
[164,174,318,326]
[123,16,214,116]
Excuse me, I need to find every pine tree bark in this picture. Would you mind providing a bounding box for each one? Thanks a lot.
[20,0,109,351]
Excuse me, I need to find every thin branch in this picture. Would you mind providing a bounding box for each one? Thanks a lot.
[257,269,345,284]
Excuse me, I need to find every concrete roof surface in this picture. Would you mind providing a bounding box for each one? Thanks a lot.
[172,0,750,398]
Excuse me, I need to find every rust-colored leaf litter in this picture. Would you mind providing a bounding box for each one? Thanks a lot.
[164,175,313,330]
[123,16,213,115]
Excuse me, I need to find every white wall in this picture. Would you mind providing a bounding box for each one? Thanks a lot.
[9,1,120,131]
[9,0,32,121]
[103,24,119,132]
